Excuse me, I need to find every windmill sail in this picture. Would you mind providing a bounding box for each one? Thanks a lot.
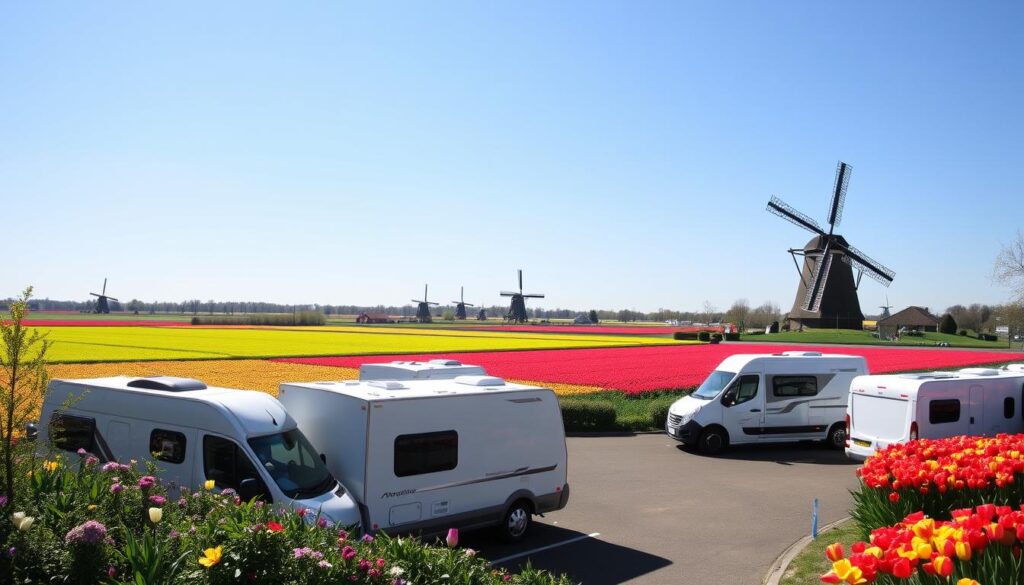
[827,161,851,228]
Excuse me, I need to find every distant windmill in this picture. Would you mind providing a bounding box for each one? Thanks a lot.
[477,308,487,321]
[452,286,475,320]
[767,161,895,330]
[90,278,119,314]
[411,284,438,323]
[500,269,544,324]
[879,296,893,320]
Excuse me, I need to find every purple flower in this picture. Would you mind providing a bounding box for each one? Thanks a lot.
[253,500,264,509]
[220,488,236,496]
[138,476,156,490]
[341,545,356,560]
[317,517,330,528]
[107,566,117,578]
[368,568,381,578]
[85,456,98,466]
[293,547,313,559]
[169,530,180,539]
[358,559,371,572]
[149,495,167,506]
[118,463,131,472]
[189,525,197,535]
[337,529,349,541]
[318,560,333,569]
[0,495,7,507]
[6,546,15,558]
[110,483,123,494]
[360,533,374,543]
[296,507,308,518]
[102,462,120,472]
[178,498,188,508]
[77,448,87,456]
[65,520,108,546]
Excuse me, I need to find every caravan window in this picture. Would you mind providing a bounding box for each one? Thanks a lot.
[772,376,818,398]
[49,413,95,453]
[150,429,186,464]
[394,431,458,477]
[203,435,260,491]
[723,375,759,406]
[1005,397,1015,420]
[929,399,961,424]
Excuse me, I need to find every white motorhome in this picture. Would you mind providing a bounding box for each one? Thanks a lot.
[38,377,361,527]
[278,375,569,542]
[845,365,1024,461]
[359,359,486,381]
[665,352,868,453]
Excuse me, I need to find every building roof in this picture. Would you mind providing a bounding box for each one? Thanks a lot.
[359,312,391,320]
[876,306,940,327]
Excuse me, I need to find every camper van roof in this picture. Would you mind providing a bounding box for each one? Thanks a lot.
[51,376,294,437]
[365,359,479,372]
[282,377,548,401]
[853,369,1024,400]
[714,352,862,372]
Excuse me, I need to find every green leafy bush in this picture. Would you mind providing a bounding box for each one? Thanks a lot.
[672,331,700,341]
[723,332,740,341]
[958,329,968,336]
[558,400,616,431]
[190,312,326,326]
[978,333,998,341]
[939,313,958,335]
[697,331,711,342]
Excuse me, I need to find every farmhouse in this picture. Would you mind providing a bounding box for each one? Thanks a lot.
[355,312,394,324]
[877,306,940,338]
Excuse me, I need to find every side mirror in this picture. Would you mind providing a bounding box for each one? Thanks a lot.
[721,393,736,407]
[25,422,38,441]
[238,478,270,502]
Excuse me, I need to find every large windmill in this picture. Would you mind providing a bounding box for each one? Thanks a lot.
[451,287,474,320]
[411,284,438,323]
[501,269,544,324]
[90,278,119,314]
[766,161,895,330]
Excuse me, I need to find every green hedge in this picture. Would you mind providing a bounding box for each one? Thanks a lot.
[191,311,326,326]
[559,400,617,431]
[673,331,700,341]
[723,332,740,341]
[697,331,711,342]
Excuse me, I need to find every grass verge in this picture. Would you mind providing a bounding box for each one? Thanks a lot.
[779,519,862,585]
[559,389,688,432]
[740,328,1014,349]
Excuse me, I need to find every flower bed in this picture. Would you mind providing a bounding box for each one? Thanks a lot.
[852,435,1024,536]
[1,449,572,584]
[275,344,1024,394]
[822,504,1024,584]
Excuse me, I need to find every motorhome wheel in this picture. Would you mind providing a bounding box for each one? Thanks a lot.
[500,500,533,543]
[825,423,846,450]
[699,427,728,455]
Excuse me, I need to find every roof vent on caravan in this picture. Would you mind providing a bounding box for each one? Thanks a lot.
[428,359,463,366]
[126,377,207,392]
[455,375,506,387]
[368,380,407,390]
[898,372,957,380]
[781,351,823,357]
[959,368,1000,376]
[1005,364,1024,373]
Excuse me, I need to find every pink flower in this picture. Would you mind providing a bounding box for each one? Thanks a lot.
[318,560,333,569]
[110,483,123,494]
[360,533,374,543]
[337,529,349,542]
[148,495,166,506]
[317,517,330,528]
[138,476,156,490]
[296,507,308,518]
[376,558,385,568]
[341,545,357,560]
[368,568,381,578]
[107,566,117,578]
[102,462,119,472]
[446,528,459,548]
[177,498,187,508]
[358,559,371,571]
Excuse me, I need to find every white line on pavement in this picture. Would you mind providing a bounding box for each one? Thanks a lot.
[488,532,601,566]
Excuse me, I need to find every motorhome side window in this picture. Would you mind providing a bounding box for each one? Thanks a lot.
[203,435,260,490]
[394,431,458,477]
[723,375,759,406]
[929,399,961,424]
[1005,397,1015,420]
[49,413,95,453]
[772,376,818,398]
[150,429,186,464]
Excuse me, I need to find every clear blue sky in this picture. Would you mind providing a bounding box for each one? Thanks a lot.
[3,2,1022,313]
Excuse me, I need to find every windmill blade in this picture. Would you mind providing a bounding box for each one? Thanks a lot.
[839,244,895,286]
[499,291,519,296]
[827,161,851,229]
[518,269,523,292]
[428,302,439,306]
[102,278,108,295]
[107,296,119,302]
[767,196,826,236]
[523,294,545,298]
[803,244,833,311]
[90,292,102,298]
[464,303,475,307]
[411,299,423,304]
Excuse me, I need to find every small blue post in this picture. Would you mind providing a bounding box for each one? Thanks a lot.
[812,498,819,539]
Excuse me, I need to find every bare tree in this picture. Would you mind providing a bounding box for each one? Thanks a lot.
[723,299,750,330]
[995,230,1024,301]
[701,300,717,325]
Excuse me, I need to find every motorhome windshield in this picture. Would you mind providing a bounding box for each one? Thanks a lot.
[692,370,737,400]
[248,429,336,499]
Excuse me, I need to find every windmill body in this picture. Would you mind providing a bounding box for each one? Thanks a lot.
[452,286,474,320]
[90,278,119,314]
[767,162,895,331]
[411,284,438,323]
[500,269,544,324]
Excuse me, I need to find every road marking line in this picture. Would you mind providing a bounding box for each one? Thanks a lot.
[488,532,601,565]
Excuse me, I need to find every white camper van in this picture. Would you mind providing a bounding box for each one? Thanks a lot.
[278,376,568,542]
[665,352,868,453]
[38,377,362,527]
[845,365,1024,461]
[359,359,486,381]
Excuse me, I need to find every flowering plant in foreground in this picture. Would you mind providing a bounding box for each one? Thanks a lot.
[851,434,1024,534]
[822,504,1024,584]
[1,442,573,584]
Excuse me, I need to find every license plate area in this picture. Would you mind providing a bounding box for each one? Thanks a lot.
[853,438,871,448]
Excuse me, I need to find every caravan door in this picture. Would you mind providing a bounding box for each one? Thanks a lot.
[720,374,763,442]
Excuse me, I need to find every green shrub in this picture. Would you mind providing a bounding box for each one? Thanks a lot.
[939,313,958,335]
[723,332,740,341]
[978,333,998,342]
[958,329,968,336]
[710,333,723,343]
[190,311,326,326]
[697,331,711,342]
[648,399,676,428]
[559,400,616,431]
[672,331,700,341]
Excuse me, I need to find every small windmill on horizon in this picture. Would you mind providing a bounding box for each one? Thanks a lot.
[411,284,438,323]
[90,278,118,314]
[452,287,474,320]
[500,269,544,324]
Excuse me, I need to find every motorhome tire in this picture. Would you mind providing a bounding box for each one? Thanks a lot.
[698,427,728,455]
[825,423,846,450]
[500,500,533,543]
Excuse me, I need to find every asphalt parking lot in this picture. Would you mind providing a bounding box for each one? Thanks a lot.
[462,434,860,585]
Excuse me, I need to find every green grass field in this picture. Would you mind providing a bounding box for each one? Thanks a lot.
[25,325,685,363]
[740,328,1009,349]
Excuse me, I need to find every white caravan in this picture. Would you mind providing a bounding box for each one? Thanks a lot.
[278,376,569,542]
[666,352,868,453]
[38,377,361,527]
[845,365,1024,461]
[359,359,486,381]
